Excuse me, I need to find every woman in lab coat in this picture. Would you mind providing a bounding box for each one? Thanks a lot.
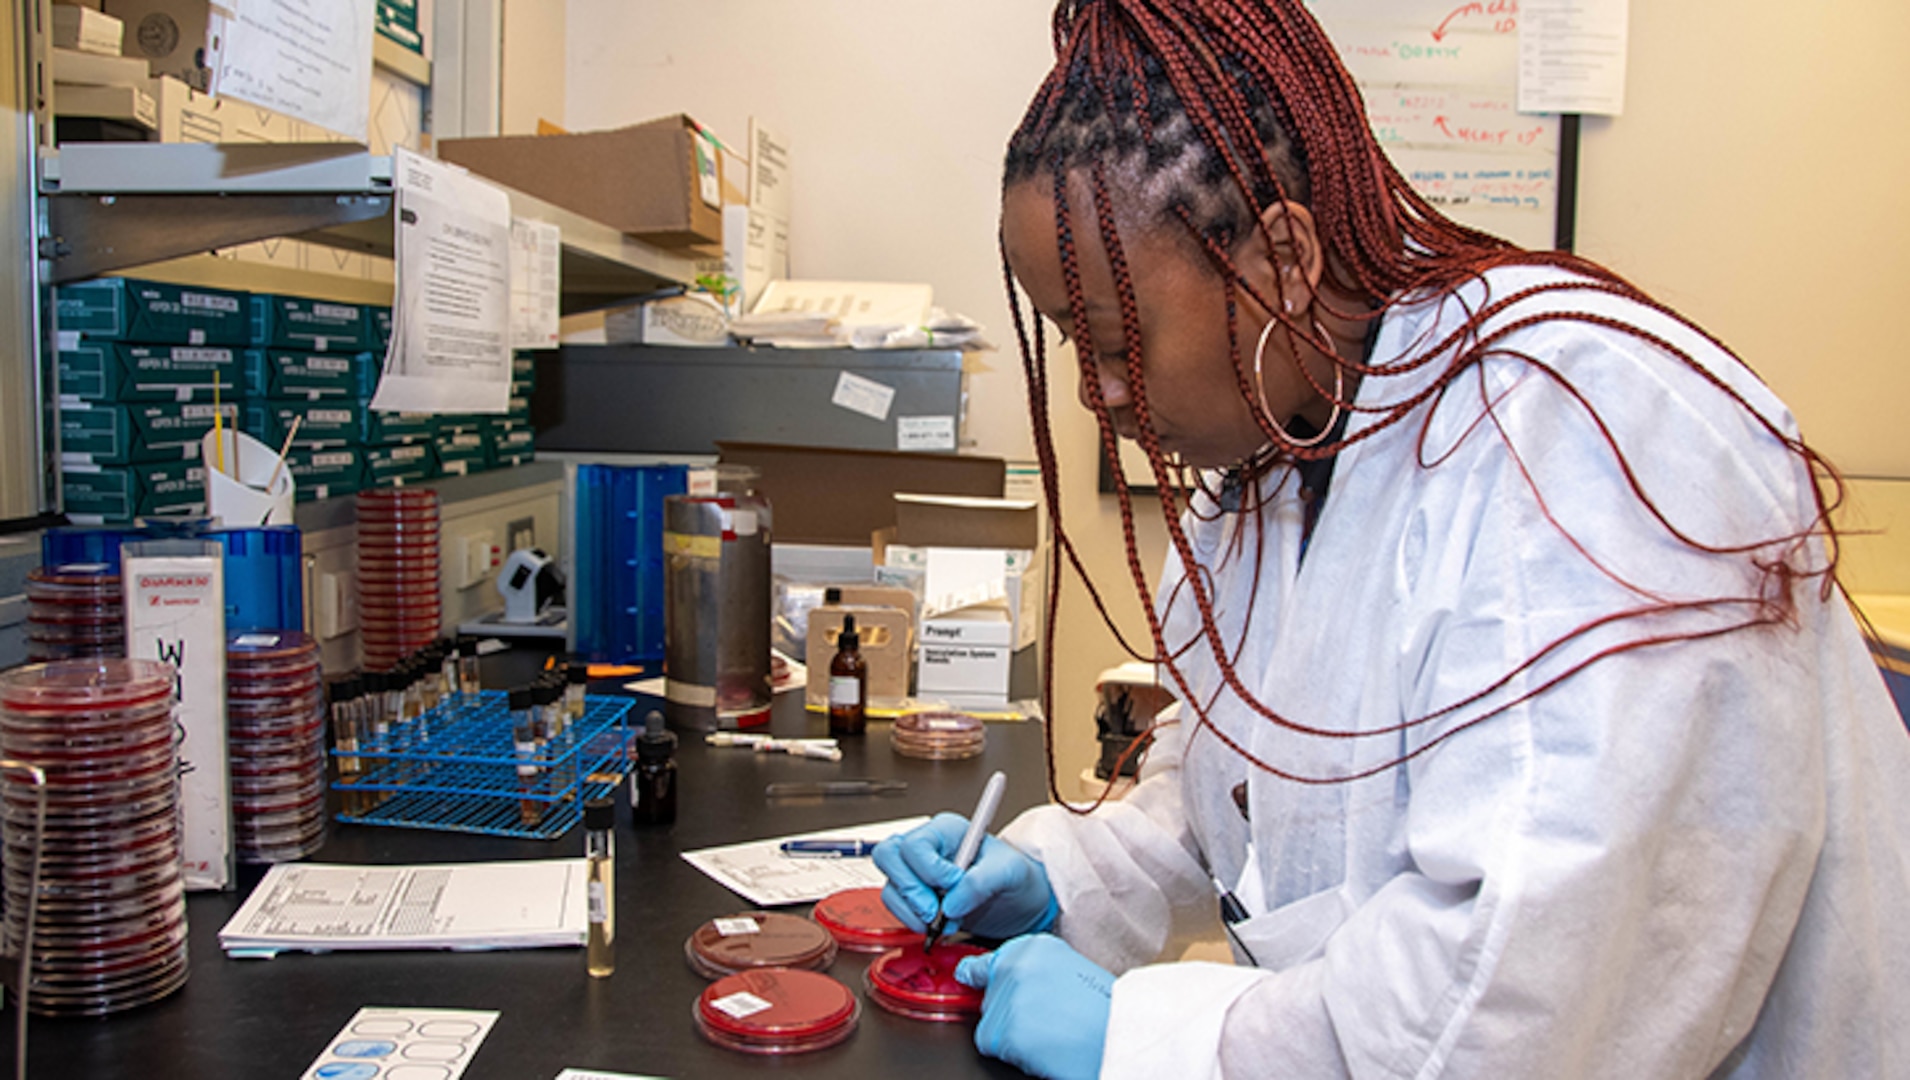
[874,1,1910,1077]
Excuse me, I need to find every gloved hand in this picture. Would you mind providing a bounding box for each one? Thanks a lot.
[872,812,1058,939]
[957,934,1113,1080]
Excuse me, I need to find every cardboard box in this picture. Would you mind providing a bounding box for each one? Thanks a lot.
[59,341,238,403]
[439,115,726,248]
[238,349,376,400]
[241,401,360,450]
[61,459,205,520]
[58,277,250,345]
[434,430,487,476]
[102,0,212,88]
[362,408,437,445]
[52,4,124,55]
[250,295,372,352]
[51,46,151,87]
[284,447,362,502]
[715,442,1006,547]
[121,540,230,890]
[894,494,1040,550]
[917,605,1014,708]
[363,441,433,486]
[53,80,156,128]
[60,400,232,465]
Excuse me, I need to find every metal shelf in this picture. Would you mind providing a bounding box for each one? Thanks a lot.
[40,142,700,308]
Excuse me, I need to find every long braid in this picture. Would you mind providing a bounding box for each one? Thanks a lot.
[1011,0,1848,797]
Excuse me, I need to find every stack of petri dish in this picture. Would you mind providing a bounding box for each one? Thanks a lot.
[694,968,861,1055]
[865,942,990,1022]
[24,564,125,664]
[685,912,839,979]
[811,887,924,953]
[356,489,442,671]
[890,711,987,760]
[0,659,189,1017]
[226,631,328,864]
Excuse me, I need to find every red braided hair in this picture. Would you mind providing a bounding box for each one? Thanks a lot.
[1006,0,1849,809]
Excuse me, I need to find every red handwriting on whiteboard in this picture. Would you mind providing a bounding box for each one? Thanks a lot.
[1432,0,1519,42]
[1434,116,1548,146]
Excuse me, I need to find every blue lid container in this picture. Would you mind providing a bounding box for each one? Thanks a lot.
[211,526,304,634]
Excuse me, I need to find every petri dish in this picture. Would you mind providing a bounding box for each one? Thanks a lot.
[891,712,987,760]
[685,912,839,979]
[811,887,924,953]
[694,968,859,1055]
[864,942,990,1022]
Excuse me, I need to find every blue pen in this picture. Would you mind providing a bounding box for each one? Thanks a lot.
[780,839,879,858]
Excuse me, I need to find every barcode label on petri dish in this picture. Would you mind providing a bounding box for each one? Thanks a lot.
[710,992,773,1020]
[713,918,760,937]
[234,634,281,647]
[926,718,966,730]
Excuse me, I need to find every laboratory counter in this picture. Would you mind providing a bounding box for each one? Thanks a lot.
[26,689,1049,1079]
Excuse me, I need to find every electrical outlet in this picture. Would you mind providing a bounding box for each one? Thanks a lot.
[506,516,536,555]
[458,532,501,590]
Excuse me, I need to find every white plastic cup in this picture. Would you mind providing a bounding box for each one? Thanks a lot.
[201,429,295,526]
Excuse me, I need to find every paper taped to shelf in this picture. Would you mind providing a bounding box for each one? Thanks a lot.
[372,148,513,414]
[208,0,376,142]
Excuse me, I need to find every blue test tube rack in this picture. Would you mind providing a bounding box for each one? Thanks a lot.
[332,690,635,840]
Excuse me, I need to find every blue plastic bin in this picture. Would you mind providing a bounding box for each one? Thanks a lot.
[573,464,685,664]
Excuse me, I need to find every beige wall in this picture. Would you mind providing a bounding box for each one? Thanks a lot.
[502,0,567,135]
[560,0,1907,794]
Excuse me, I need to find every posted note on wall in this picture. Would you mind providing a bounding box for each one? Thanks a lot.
[210,0,376,142]
[1519,0,1630,115]
[372,148,513,414]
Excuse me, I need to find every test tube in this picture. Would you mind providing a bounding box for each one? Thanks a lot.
[437,638,458,707]
[458,638,482,700]
[584,797,616,978]
[330,676,363,815]
[511,686,542,826]
[367,671,393,806]
[566,661,588,723]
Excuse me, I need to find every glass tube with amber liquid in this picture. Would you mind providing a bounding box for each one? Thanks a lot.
[584,797,615,977]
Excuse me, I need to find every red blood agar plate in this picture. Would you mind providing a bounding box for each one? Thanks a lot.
[694,968,860,1055]
[685,912,839,979]
[865,943,990,1021]
[811,887,924,953]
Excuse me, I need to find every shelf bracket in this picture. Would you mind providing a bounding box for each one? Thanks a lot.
[44,193,394,283]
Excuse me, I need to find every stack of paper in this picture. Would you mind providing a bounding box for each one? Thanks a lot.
[218,860,588,957]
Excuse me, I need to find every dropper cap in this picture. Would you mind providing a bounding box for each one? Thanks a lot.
[508,686,532,712]
[637,709,677,761]
[838,613,859,651]
[583,797,614,831]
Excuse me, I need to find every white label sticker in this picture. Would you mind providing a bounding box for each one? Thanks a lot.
[829,676,861,708]
[188,328,207,345]
[309,357,350,373]
[712,917,760,937]
[710,992,774,1021]
[925,717,967,730]
[56,330,81,351]
[831,370,896,422]
[588,880,608,923]
[233,633,281,647]
[183,291,239,313]
[897,414,956,451]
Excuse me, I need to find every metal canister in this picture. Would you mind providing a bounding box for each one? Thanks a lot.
[663,466,773,731]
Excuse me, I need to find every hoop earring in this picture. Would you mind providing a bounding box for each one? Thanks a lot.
[1254,315,1345,449]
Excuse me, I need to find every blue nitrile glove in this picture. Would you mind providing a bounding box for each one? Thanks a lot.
[956,934,1113,1080]
[872,812,1059,939]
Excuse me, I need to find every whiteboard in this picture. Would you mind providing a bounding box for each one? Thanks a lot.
[1308,0,1561,250]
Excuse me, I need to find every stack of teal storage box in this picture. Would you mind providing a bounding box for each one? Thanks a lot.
[241,295,379,502]
[56,283,533,520]
[55,278,248,522]
[376,0,424,54]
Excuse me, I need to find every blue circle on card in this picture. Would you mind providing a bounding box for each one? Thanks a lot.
[330,1040,397,1059]
[314,1063,380,1079]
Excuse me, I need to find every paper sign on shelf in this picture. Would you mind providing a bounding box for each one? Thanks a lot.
[509,217,562,350]
[897,415,956,451]
[1519,0,1630,115]
[371,148,513,414]
[209,0,376,142]
[831,370,896,422]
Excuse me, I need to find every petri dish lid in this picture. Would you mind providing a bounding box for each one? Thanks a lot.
[695,967,859,1048]
[0,659,175,711]
[811,887,924,953]
[894,711,985,736]
[865,942,989,1021]
[686,912,838,978]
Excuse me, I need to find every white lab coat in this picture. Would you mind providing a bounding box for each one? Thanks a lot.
[1002,265,1910,1078]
